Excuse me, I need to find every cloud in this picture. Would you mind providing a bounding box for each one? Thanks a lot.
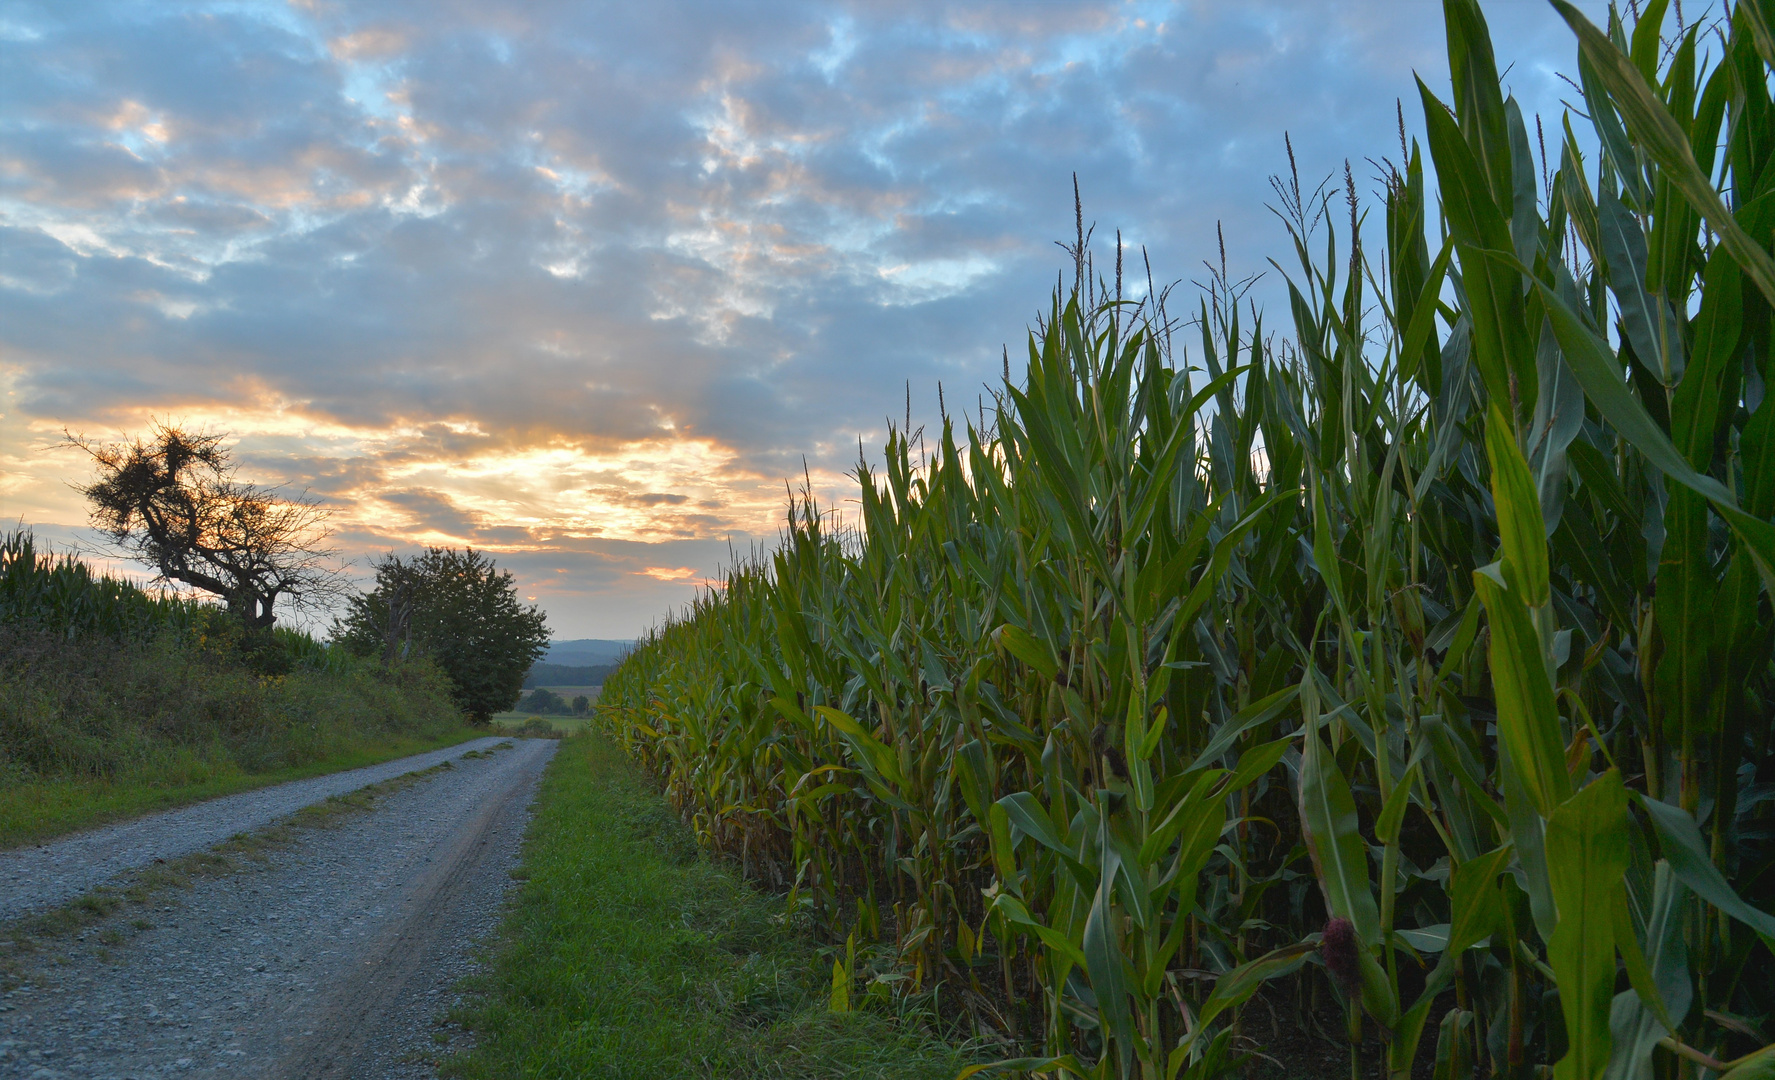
[2,0,1615,635]
[639,566,704,583]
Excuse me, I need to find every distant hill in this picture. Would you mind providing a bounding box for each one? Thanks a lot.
[544,638,633,666]
[523,662,616,689]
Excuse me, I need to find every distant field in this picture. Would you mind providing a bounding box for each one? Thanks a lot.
[494,714,596,735]
[491,685,600,733]
[491,714,596,735]
[536,685,602,699]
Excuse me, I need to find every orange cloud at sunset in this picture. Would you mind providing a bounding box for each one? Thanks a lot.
[639,567,705,583]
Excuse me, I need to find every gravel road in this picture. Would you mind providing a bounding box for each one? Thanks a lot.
[0,736,557,1079]
[0,737,515,923]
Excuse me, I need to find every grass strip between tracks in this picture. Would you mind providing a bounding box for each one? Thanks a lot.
[0,726,489,850]
[444,734,982,1080]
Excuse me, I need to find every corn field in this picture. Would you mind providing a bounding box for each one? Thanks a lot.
[600,3,1775,1077]
[1,529,355,674]
[1,529,203,641]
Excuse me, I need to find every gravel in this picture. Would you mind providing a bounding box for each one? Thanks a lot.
[0,736,557,1079]
[0,737,514,923]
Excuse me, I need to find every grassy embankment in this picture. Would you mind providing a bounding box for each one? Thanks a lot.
[1,530,479,848]
[444,733,981,1080]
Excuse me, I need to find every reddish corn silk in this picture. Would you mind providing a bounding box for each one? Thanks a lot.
[1321,916,1359,990]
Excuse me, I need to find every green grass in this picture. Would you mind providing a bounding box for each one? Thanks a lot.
[491,713,594,735]
[0,725,487,850]
[443,734,983,1080]
[492,687,600,733]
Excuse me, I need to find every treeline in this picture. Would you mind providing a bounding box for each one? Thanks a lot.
[514,687,593,716]
[522,663,615,688]
[601,3,1775,1079]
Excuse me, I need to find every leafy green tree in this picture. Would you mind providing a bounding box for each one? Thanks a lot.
[335,548,548,723]
[571,694,590,716]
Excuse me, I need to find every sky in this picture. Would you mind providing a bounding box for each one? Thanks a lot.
[1,0,1624,638]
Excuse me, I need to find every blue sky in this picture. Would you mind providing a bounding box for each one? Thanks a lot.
[1,0,1631,636]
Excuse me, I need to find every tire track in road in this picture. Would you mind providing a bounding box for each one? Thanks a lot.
[0,737,557,1079]
[273,743,545,1079]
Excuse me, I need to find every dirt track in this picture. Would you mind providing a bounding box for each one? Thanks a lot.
[0,737,556,1079]
[0,737,514,923]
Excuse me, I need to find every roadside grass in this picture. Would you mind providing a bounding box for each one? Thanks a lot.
[0,726,488,850]
[443,734,984,1080]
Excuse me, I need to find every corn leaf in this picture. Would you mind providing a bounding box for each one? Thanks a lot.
[1546,770,1631,1080]
[1474,563,1570,817]
[1485,400,1551,606]
[1298,719,1381,944]
[1553,0,1775,306]
[1639,796,1775,952]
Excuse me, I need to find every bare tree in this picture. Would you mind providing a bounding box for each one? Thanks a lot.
[66,422,343,628]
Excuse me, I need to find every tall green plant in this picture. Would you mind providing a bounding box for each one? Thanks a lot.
[0,529,202,640]
[602,3,1775,1077]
